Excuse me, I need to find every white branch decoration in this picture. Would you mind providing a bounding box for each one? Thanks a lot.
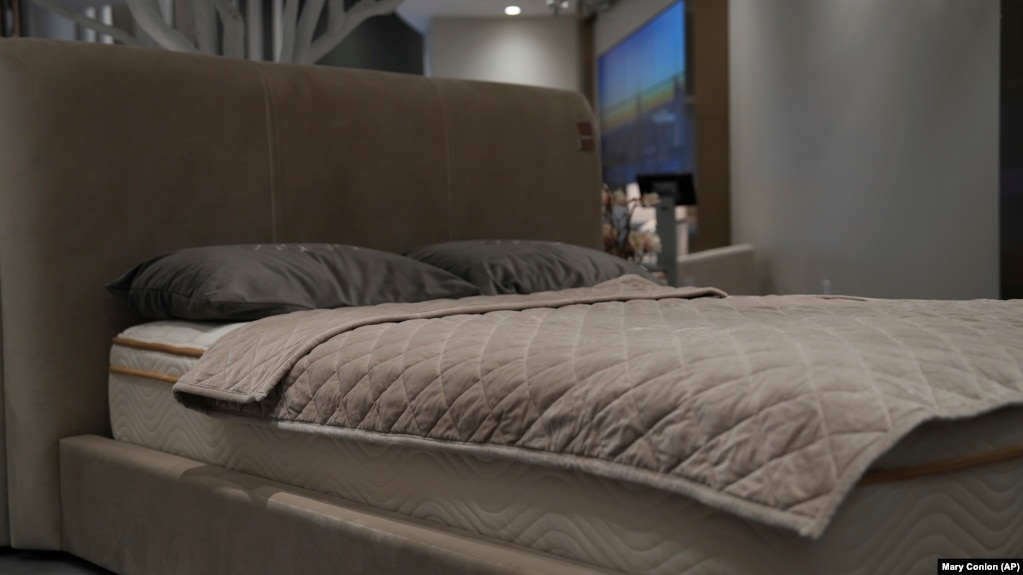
[211,0,245,59]
[326,0,345,31]
[31,0,139,46]
[305,0,403,64]
[292,0,326,65]
[191,0,217,54]
[126,0,197,53]
[278,0,300,62]
[33,0,405,65]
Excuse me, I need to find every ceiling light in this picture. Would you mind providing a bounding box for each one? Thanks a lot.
[505,5,522,15]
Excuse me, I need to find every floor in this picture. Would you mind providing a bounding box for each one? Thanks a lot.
[0,548,114,575]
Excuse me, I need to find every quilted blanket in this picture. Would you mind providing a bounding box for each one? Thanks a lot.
[174,275,1023,538]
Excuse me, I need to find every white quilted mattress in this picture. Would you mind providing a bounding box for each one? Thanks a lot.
[109,321,1023,575]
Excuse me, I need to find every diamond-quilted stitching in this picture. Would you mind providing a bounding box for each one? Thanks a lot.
[441,352,500,410]
[815,389,890,435]
[287,374,321,422]
[423,410,466,440]
[677,394,828,493]
[646,404,703,465]
[403,317,478,433]
[724,436,835,512]
[561,345,626,387]
[309,372,342,421]
[413,378,460,437]
[175,281,1023,539]
[446,382,502,441]
[300,343,349,407]
[684,409,779,493]
[377,380,421,434]
[477,341,534,405]
[391,319,458,435]
[344,358,404,426]
[487,384,544,444]
[523,355,577,415]
[826,429,889,477]
[588,394,653,462]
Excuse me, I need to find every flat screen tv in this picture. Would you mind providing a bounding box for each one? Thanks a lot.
[597,1,691,189]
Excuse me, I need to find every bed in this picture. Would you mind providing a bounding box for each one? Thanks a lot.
[2,39,1023,575]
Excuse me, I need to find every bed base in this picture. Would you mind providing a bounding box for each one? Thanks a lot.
[59,435,612,575]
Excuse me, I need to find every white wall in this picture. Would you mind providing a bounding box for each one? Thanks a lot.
[427,17,580,92]
[730,0,999,298]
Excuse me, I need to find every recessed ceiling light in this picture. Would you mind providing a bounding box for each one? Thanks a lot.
[505,5,522,15]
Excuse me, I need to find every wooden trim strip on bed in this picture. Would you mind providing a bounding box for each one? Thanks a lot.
[858,443,1023,486]
[112,336,205,358]
[108,365,180,384]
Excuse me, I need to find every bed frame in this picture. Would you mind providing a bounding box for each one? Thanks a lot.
[0,39,606,573]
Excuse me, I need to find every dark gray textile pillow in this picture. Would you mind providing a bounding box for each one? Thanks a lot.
[404,239,654,295]
[107,243,481,321]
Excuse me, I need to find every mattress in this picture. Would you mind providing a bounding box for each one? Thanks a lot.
[109,320,1023,575]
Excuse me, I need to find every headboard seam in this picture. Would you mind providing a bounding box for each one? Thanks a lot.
[255,65,280,243]
[428,79,454,241]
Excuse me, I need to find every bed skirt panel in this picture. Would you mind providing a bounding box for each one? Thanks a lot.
[59,435,614,575]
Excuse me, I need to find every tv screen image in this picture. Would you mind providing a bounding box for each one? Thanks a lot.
[597,1,692,189]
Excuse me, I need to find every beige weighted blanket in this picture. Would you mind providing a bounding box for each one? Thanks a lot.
[174,275,1023,538]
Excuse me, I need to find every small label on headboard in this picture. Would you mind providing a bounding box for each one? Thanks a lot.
[577,122,595,152]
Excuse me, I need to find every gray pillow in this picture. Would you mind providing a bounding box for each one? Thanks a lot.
[107,243,481,321]
[404,239,654,295]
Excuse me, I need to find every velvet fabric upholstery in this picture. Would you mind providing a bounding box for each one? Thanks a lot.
[0,39,601,550]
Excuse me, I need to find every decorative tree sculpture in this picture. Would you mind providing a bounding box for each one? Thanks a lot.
[31,0,403,64]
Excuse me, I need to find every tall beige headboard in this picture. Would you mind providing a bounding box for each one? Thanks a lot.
[0,39,601,549]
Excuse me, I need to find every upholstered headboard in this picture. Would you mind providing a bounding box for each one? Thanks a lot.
[0,39,601,549]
